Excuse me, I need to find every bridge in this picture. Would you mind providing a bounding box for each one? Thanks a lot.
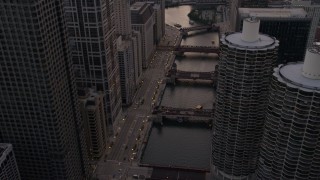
[180,25,220,36]
[167,69,216,81]
[152,106,213,117]
[157,45,220,54]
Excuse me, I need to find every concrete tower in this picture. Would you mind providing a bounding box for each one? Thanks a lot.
[256,48,320,179]
[64,0,123,132]
[212,18,279,180]
[0,1,89,179]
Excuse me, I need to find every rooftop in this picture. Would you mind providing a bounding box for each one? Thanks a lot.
[279,63,320,91]
[239,8,307,18]
[222,32,278,50]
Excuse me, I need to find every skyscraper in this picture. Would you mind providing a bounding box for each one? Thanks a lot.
[0,1,89,179]
[64,0,123,132]
[115,0,132,37]
[212,18,279,179]
[131,2,156,68]
[256,48,320,179]
[0,144,20,180]
[237,8,311,64]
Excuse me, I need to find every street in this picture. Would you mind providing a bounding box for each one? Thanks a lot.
[93,25,181,180]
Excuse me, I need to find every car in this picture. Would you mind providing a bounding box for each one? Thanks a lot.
[132,174,139,179]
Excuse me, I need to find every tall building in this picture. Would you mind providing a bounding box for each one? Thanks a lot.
[79,89,107,159]
[237,8,311,64]
[256,48,320,179]
[0,1,89,179]
[132,30,144,85]
[0,144,20,180]
[64,0,123,132]
[131,2,156,68]
[115,0,132,37]
[117,37,136,105]
[212,18,279,180]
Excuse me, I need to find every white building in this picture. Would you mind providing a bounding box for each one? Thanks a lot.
[257,48,320,179]
[132,30,143,86]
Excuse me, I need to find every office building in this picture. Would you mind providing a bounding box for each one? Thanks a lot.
[131,2,156,68]
[132,30,144,85]
[237,8,311,64]
[64,0,123,132]
[117,37,136,105]
[212,18,279,180]
[256,48,320,179]
[79,89,107,159]
[0,144,20,180]
[115,0,132,37]
[0,1,89,179]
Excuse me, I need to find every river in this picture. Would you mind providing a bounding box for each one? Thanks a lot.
[141,5,216,171]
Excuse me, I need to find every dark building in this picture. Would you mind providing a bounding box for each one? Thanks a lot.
[257,48,320,179]
[237,8,312,64]
[241,0,268,7]
[64,0,123,133]
[0,1,89,179]
[0,144,20,180]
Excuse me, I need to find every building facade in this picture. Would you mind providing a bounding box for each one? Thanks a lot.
[212,18,279,180]
[132,30,143,85]
[0,144,20,180]
[131,2,155,68]
[117,37,136,105]
[79,89,107,159]
[256,48,320,179]
[64,0,123,132]
[237,8,311,64]
[0,1,89,179]
[115,0,132,37]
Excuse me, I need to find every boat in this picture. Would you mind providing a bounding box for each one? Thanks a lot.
[195,105,203,110]
[189,20,194,25]
[174,23,182,28]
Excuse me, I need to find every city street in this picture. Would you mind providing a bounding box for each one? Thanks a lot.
[93,25,181,179]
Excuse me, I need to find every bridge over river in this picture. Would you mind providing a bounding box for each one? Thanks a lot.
[157,45,220,54]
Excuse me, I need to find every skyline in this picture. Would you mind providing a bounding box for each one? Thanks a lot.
[1,0,320,179]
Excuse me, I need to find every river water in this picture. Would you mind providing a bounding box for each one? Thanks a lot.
[141,5,216,171]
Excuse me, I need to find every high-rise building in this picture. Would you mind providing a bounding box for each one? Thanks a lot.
[237,8,311,64]
[0,144,20,180]
[0,1,89,179]
[64,0,123,132]
[132,30,144,85]
[78,89,107,159]
[115,0,132,37]
[131,2,156,68]
[117,37,136,105]
[212,18,279,180]
[256,47,320,179]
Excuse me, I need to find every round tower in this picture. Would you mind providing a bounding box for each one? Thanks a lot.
[256,48,320,179]
[212,17,279,180]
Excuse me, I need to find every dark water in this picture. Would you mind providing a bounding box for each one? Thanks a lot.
[161,84,215,109]
[141,121,211,170]
[141,5,215,171]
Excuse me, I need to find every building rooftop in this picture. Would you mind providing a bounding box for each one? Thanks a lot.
[239,8,307,18]
[222,32,278,50]
[278,63,320,91]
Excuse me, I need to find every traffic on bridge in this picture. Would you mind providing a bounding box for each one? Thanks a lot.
[157,45,220,54]
[152,106,214,117]
[167,69,217,81]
